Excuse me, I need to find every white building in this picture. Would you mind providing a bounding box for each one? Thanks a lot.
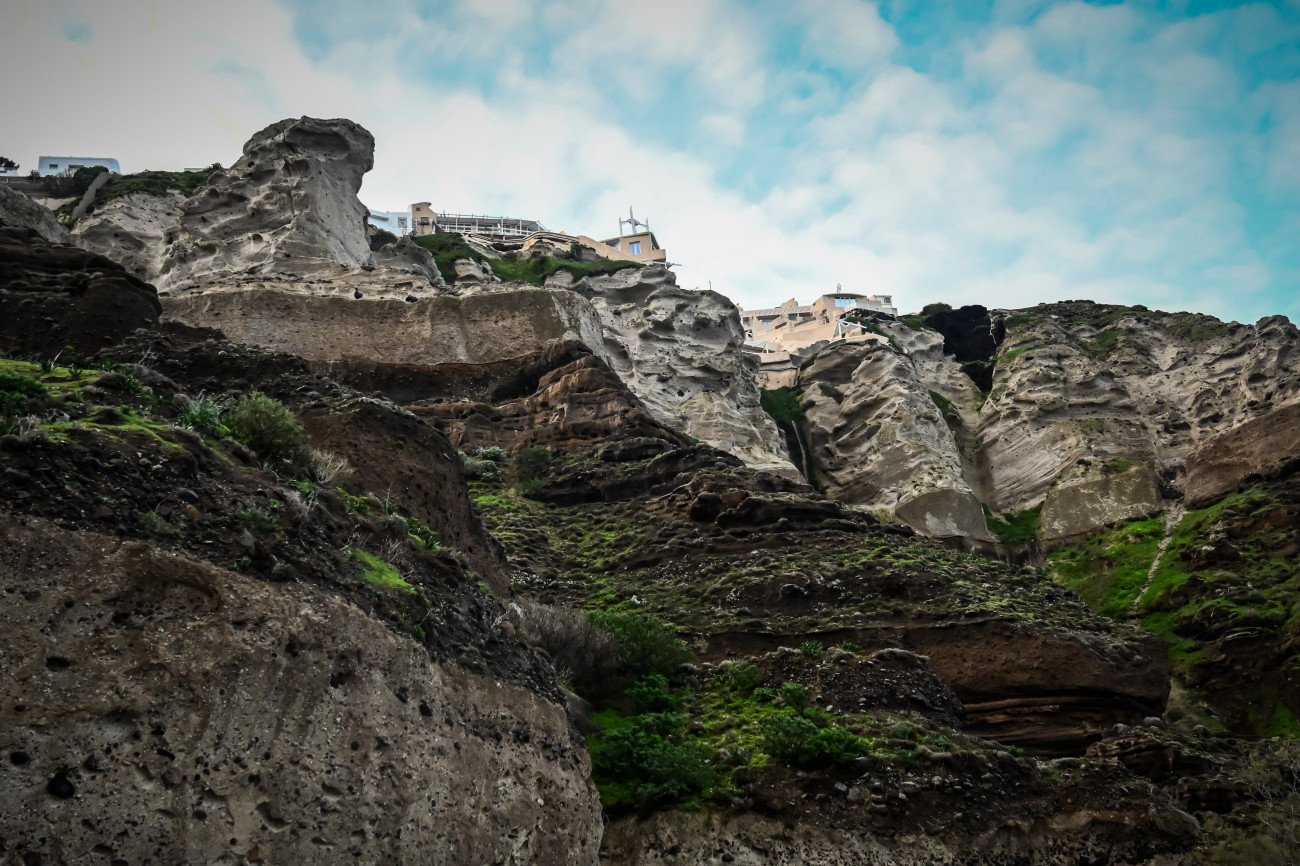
[367,206,413,235]
[37,156,121,176]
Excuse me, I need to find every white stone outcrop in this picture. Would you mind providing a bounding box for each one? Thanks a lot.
[151,116,443,297]
[576,265,793,476]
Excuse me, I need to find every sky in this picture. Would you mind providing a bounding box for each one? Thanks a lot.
[3,0,1299,323]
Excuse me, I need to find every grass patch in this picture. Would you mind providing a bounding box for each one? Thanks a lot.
[1004,313,1036,328]
[1050,517,1165,617]
[348,549,416,594]
[488,254,642,285]
[899,314,927,331]
[411,233,488,282]
[411,234,642,285]
[927,390,957,421]
[98,166,219,205]
[983,504,1042,544]
[1084,329,1119,355]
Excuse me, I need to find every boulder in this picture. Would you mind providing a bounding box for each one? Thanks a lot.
[0,184,72,243]
[0,227,160,357]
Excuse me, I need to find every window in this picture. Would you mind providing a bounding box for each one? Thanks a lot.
[48,163,58,168]
[835,298,856,307]
[629,241,641,255]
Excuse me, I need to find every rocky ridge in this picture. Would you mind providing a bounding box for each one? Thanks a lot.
[72,116,790,475]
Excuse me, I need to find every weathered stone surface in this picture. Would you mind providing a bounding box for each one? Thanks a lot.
[152,116,443,297]
[0,184,73,243]
[1039,464,1163,542]
[71,190,184,282]
[978,306,1300,515]
[1184,402,1300,507]
[576,266,793,476]
[602,802,1198,865]
[0,515,601,866]
[164,286,607,369]
[800,335,992,540]
[0,227,160,357]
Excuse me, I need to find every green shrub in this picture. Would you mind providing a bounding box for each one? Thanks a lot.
[752,687,776,703]
[411,233,488,282]
[626,674,679,713]
[836,641,862,655]
[721,661,764,695]
[778,682,811,712]
[760,713,871,768]
[176,393,226,435]
[348,549,416,594]
[589,610,691,680]
[513,445,553,481]
[225,392,310,473]
[590,714,715,808]
[460,452,500,481]
[475,445,508,463]
[408,523,441,552]
[488,254,642,285]
[920,302,952,316]
[0,370,46,415]
[983,504,1042,544]
[799,640,823,658]
[237,506,278,539]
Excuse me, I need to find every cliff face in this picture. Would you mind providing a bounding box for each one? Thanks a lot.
[71,116,789,474]
[793,303,1300,545]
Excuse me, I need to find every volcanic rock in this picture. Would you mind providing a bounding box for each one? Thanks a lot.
[153,116,443,297]
[0,227,160,357]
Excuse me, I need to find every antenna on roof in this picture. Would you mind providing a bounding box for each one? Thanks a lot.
[619,206,647,237]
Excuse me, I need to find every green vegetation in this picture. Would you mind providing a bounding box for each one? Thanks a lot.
[1004,313,1036,328]
[759,387,804,423]
[1084,329,1119,355]
[512,445,553,482]
[98,165,220,205]
[411,233,485,281]
[0,369,47,415]
[587,710,716,809]
[1101,457,1137,475]
[589,610,692,681]
[983,504,1042,544]
[348,549,416,594]
[899,314,927,331]
[488,253,642,285]
[411,234,642,285]
[1051,517,1165,617]
[236,506,279,539]
[177,393,227,436]
[760,712,872,768]
[1164,313,1231,342]
[460,450,501,481]
[799,639,823,658]
[225,392,310,473]
[927,389,957,421]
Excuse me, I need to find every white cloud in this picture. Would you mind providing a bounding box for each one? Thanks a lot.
[3,0,1295,324]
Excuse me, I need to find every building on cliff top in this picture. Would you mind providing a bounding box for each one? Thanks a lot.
[408,201,546,238]
[36,156,121,176]
[742,291,898,387]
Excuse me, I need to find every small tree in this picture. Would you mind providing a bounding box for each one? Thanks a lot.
[0,157,18,173]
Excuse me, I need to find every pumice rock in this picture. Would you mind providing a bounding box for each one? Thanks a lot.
[152,116,444,298]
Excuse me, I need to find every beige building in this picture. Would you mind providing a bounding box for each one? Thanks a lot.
[598,229,666,264]
[408,202,545,238]
[741,292,898,355]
